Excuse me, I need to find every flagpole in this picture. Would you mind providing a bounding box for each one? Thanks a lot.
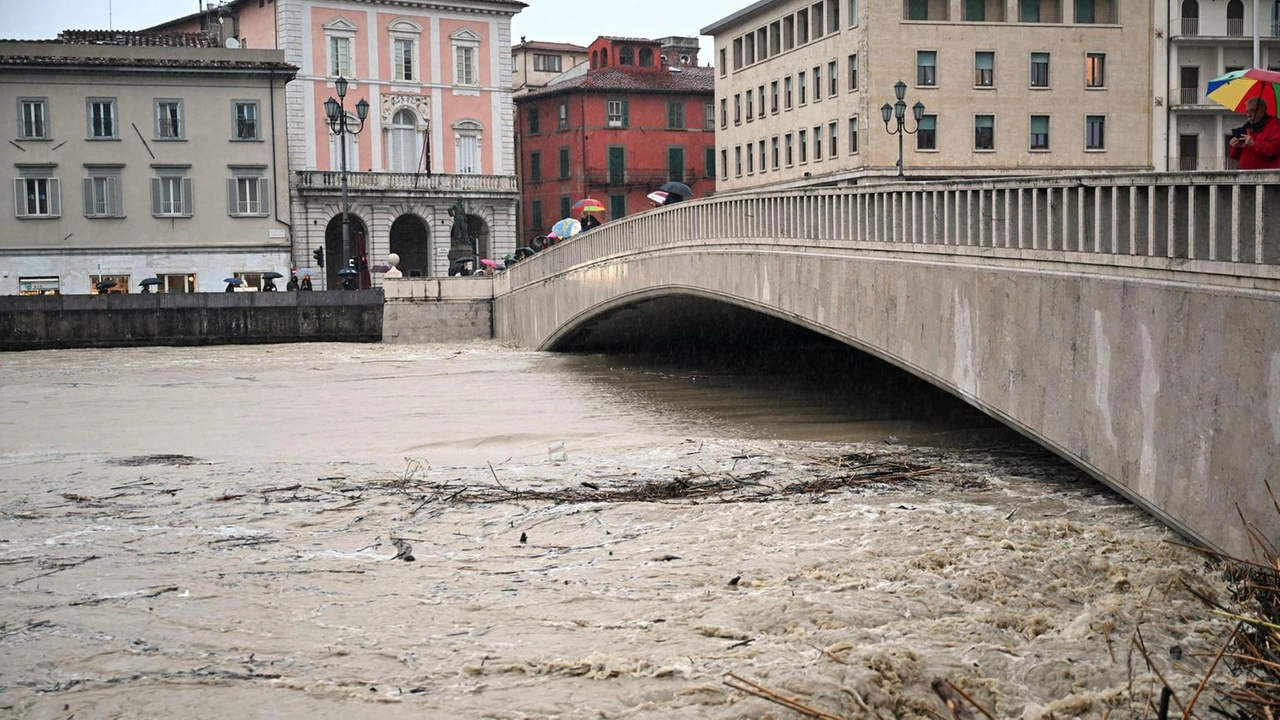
[1254,0,1260,67]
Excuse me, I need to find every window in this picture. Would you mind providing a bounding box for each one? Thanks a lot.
[908,0,929,19]
[799,128,808,163]
[813,66,822,102]
[785,76,793,109]
[83,165,123,218]
[1020,0,1041,21]
[13,166,60,218]
[771,81,779,113]
[830,0,841,29]
[454,120,482,173]
[1030,52,1050,87]
[560,196,572,219]
[1085,115,1106,150]
[155,99,183,139]
[965,0,986,20]
[813,125,822,160]
[975,52,994,87]
[745,90,754,121]
[19,98,48,140]
[917,114,937,150]
[770,21,781,54]
[813,2,825,37]
[771,136,780,168]
[720,98,727,128]
[18,276,60,296]
[531,199,543,230]
[608,146,625,183]
[388,109,420,172]
[640,48,653,66]
[849,0,859,26]
[667,101,685,129]
[1085,52,1106,88]
[733,38,743,69]
[829,121,838,157]
[785,132,794,165]
[783,16,795,49]
[758,84,766,118]
[559,147,570,179]
[228,168,269,217]
[828,60,838,96]
[917,51,937,86]
[452,28,481,86]
[90,274,130,294]
[393,38,415,81]
[1075,0,1095,22]
[705,146,716,177]
[734,146,743,176]
[798,8,810,43]
[528,108,540,134]
[533,53,562,72]
[151,166,193,217]
[719,47,727,77]
[747,142,754,173]
[160,273,197,294]
[848,54,858,91]
[557,102,568,130]
[799,71,807,104]
[530,151,542,182]
[759,140,767,172]
[619,47,635,66]
[329,36,353,77]
[607,99,628,128]
[848,116,859,153]
[87,98,117,139]
[705,102,715,130]
[721,148,728,179]
[233,101,260,141]
[1030,114,1050,150]
[734,94,741,124]
[974,114,995,150]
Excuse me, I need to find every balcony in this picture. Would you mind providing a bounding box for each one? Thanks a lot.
[583,168,701,187]
[1175,156,1239,171]
[295,171,518,194]
[1177,17,1280,38]
[1177,87,1202,105]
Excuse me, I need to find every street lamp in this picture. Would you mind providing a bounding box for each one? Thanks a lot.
[323,76,370,283]
[880,80,926,179]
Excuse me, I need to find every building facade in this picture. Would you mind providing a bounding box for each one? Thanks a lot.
[153,0,523,286]
[512,39,588,95]
[1156,0,1280,170]
[513,37,715,241]
[0,36,295,295]
[703,0,1152,191]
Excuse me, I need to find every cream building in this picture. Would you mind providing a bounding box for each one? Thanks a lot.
[703,0,1153,191]
[0,35,295,295]
[1155,0,1280,170]
[512,39,588,95]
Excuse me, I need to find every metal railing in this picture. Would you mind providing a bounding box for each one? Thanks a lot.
[1227,18,1245,35]
[1181,17,1199,35]
[295,171,518,193]
[1177,87,1201,105]
[1176,156,1239,171]
[497,172,1280,294]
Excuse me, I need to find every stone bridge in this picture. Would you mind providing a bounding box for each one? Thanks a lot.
[483,171,1280,559]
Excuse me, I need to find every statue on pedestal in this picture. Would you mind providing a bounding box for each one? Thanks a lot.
[447,199,474,265]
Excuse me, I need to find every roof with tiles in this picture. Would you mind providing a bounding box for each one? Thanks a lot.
[0,37,297,72]
[512,40,588,53]
[54,30,222,47]
[517,65,714,101]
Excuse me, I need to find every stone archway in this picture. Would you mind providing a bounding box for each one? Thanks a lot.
[324,213,368,289]
[466,214,490,261]
[390,214,431,277]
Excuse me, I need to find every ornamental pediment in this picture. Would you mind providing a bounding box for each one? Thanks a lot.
[381,93,431,124]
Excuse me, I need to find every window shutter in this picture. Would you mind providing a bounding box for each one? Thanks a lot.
[182,178,193,216]
[227,179,238,215]
[622,100,629,127]
[108,177,121,216]
[151,178,162,216]
[258,179,269,216]
[48,179,60,217]
[83,178,94,216]
[14,179,25,217]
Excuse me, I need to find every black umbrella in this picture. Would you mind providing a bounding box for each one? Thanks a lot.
[263,271,284,280]
[223,277,244,285]
[139,277,162,287]
[337,267,359,277]
[658,181,693,199]
[514,246,536,259]
[94,280,117,292]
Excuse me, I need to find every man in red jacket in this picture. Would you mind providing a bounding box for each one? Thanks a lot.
[1228,98,1280,169]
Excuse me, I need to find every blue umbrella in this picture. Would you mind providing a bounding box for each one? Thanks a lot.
[223,277,244,285]
[549,218,581,240]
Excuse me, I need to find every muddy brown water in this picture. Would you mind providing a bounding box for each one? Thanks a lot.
[0,343,1227,719]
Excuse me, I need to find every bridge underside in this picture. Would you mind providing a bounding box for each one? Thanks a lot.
[496,243,1280,558]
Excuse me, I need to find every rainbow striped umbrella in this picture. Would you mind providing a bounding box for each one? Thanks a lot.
[1206,68,1280,114]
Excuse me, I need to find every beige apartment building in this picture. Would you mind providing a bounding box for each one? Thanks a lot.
[703,0,1152,191]
[0,35,295,295]
[512,40,588,95]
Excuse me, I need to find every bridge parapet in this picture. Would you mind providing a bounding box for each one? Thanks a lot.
[498,171,1280,294]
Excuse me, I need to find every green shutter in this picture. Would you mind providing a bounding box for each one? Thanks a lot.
[621,100,629,127]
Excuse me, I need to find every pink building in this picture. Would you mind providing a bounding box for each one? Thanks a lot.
[152,0,524,286]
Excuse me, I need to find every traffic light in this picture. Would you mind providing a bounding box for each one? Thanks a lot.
[313,247,324,268]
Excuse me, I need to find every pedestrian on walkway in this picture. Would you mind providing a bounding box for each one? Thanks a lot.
[1229,98,1280,170]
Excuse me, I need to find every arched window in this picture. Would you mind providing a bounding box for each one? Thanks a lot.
[591,50,598,69]
[619,47,634,65]
[388,109,420,173]
[639,48,653,66]
[680,54,690,65]
[1227,0,1245,35]
[601,47,609,66]
[1181,0,1199,34]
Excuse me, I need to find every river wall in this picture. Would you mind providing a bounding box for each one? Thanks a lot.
[0,291,384,350]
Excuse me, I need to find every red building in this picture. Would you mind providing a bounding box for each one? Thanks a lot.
[514,36,715,241]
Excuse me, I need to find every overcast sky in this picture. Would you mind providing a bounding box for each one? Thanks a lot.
[6,0,746,60]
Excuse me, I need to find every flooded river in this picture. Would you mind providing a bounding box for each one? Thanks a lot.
[0,342,1228,719]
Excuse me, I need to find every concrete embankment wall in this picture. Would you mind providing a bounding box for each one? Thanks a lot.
[0,291,383,350]
[381,277,493,343]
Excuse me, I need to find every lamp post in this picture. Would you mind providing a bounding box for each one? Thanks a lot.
[323,76,370,283]
[880,80,926,179]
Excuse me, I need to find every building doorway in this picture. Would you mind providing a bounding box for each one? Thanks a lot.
[325,213,368,289]
[390,214,431,277]
[1178,134,1199,170]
